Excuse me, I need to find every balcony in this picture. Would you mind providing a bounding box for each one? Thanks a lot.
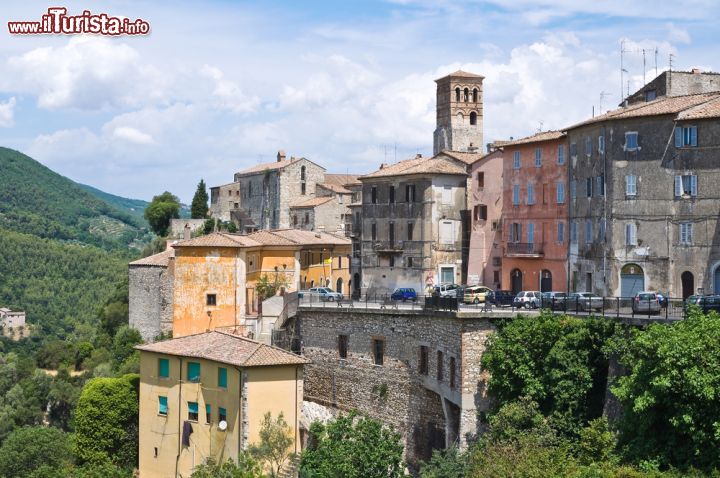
[505,242,544,258]
[372,241,404,253]
[344,221,361,238]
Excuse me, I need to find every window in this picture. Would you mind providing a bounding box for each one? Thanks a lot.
[338,194,343,204]
[442,185,452,205]
[586,177,592,198]
[477,172,484,188]
[219,407,227,423]
[570,142,577,158]
[585,137,592,156]
[599,219,606,241]
[371,223,377,241]
[473,88,478,102]
[675,126,698,147]
[510,223,522,243]
[293,215,297,226]
[513,151,521,169]
[556,183,565,204]
[535,148,542,167]
[218,367,227,388]
[389,222,394,243]
[470,112,478,125]
[570,180,577,199]
[596,176,605,196]
[300,165,306,180]
[407,257,414,268]
[558,144,565,164]
[437,351,444,381]
[585,220,593,244]
[440,221,455,244]
[373,338,384,366]
[455,87,460,102]
[389,186,395,204]
[645,89,657,101]
[598,135,605,154]
[492,221,498,231]
[304,212,309,225]
[626,175,637,196]
[301,182,306,195]
[449,357,456,389]
[625,132,639,151]
[405,184,416,202]
[206,404,212,424]
[338,335,348,359]
[570,221,578,243]
[407,222,414,240]
[463,88,469,102]
[158,396,168,416]
[371,187,377,204]
[557,222,565,243]
[674,174,698,197]
[419,346,428,375]
[625,223,637,246]
[527,223,535,244]
[680,223,693,244]
[187,362,201,383]
[206,294,216,306]
[158,358,169,379]
[474,205,487,221]
[512,185,520,205]
[188,401,199,421]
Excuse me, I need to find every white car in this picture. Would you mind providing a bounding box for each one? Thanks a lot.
[301,287,343,302]
[513,291,541,309]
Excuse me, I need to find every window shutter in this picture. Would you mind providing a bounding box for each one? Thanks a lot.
[675,127,683,148]
[691,175,698,196]
[690,126,698,147]
[674,176,682,197]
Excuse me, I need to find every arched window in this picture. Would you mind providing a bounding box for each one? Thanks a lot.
[472,88,478,102]
[470,112,477,125]
[455,87,460,102]
[300,166,306,180]
[456,112,464,124]
[463,88,469,102]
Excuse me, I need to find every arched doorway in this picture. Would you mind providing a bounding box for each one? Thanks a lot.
[511,269,523,295]
[681,271,694,299]
[540,270,552,292]
[714,266,720,295]
[336,277,343,294]
[620,263,644,297]
[353,273,361,299]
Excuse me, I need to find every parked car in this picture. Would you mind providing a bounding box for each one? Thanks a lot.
[489,290,515,307]
[391,287,418,302]
[464,285,493,304]
[513,291,542,309]
[655,292,668,308]
[685,295,720,314]
[567,292,604,311]
[540,292,568,310]
[632,291,661,314]
[301,287,343,302]
[435,283,461,298]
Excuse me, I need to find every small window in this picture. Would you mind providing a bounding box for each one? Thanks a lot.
[188,401,199,421]
[528,223,535,244]
[187,362,201,383]
[680,223,693,245]
[570,142,577,158]
[470,112,477,125]
[463,88,469,102]
[407,257,414,268]
[373,338,384,366]
[371,187,377,204]
[674,174,698,198]
[675,126,698,148]
[437,351,444,381]
[570,180,577,199]
[512,185,520,205]
[158,396,168,416]
[596,176,605,196]
[419,346,428,375]
[557,222,565,243]
[371,223,377,241]
[513,151,521,169]
[389,186,395,204]
[218,367,227,388]
[405,184,416,202]
[389,255,395,267]
[455,87,460,102]
[557,144,565,165]
[625,223,637,246]
[293,215,297,226]
[586,177,593,198]
[645,89,657,101]
[305,212,309,224]
[206,294,217,306]
[158,358,169,379]
[338,334,348,359]
[206,404,212,424]
[599,219,606,241]
[585,137,592,156]
[301,182,306,195]
[527,184,535,205]
[570,221,578,244]
[556,183,565,204]
[625,132,639,151]
[477,172,484,188]
[472,88,478,102]
[407,222,414,241]
[598,135,605,154]
[626,175,637,196]
[449,357,456,389]
[219,407,227,423]
[300,165,306,180]
[535,148,542,167]
[585,220,593,244]
[477,205,487,221]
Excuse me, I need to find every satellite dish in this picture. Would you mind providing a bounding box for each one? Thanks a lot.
[218,420,227,431]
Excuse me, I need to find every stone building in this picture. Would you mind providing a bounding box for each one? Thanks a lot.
[501,131,569,294]
[0,308,25,328]
[291,306,500,469]
[357,154,469,295]
[625,69,720,105]
[565,91,720,297]
[128,249,175,342]
[433,70,484,154]
[467,148,504,288]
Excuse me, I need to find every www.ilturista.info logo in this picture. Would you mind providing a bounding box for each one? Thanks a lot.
[8,7,150,35]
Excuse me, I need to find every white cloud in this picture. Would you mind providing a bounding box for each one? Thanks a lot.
[200,65,260,113]
[112,126,154,145]
[666,23,691,44]
[0,97,16,127]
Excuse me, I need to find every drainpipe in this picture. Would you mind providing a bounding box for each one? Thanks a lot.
[295,366,299,455]
[175,357,183,478]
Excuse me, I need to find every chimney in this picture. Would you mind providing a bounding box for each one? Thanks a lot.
[692,68,701,74]
[183,223,191,240]
[415,153,422,159]
[379,163,389,169]
[277,150,286,162]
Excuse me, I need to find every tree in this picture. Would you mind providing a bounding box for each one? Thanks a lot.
[419,446,468,478]
[300,412,404,478]
[191,454,264,478]
[144,191,180,237]
[73,374,139,469]
[249,412,294,477]
[191,179,209,219]
[0,426,72,478]
[111,326,143,366]
[255,273,291,301]
[48,372,81,431]
[203,218,216,234]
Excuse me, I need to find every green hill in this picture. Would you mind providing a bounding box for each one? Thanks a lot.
[0,147,151,250]
[78,183,150,227]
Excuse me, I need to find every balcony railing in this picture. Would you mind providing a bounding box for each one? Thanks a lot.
[506,242,544,257]
[372,240,404,253]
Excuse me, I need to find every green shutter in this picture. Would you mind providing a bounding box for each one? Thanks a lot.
[187,362,201,382]
[218,367,227,388]
[158,396,168,415]
[188,401,198,414]
[158,358,169,378]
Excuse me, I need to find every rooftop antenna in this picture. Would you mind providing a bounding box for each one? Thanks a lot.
[620,40,629,102]
[394,142,397,163]
[642,49,647,85]
[538,120,544,132]
[654,47,658,77]
[599,91,610,113]
[669,53,675,92]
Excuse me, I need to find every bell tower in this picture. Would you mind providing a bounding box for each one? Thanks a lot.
[433,70,484,154]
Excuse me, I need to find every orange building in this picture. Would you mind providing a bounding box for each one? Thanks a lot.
[501,131,569,293]
[172,230,351,338]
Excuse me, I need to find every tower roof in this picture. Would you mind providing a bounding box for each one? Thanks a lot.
[435,70,485,82]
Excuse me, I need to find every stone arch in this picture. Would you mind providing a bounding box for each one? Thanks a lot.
[511,268,523,295]
[455,87,460,102]
[472,88,478,102]
[463,87,469,102]
[620,263,645,297]
[469,112,477,125]
[336,277,343,295]
[681,271,694,299]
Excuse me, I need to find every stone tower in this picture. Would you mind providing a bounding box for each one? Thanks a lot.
[433,70,484,154]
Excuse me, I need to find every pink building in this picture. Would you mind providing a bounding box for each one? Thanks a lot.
[467,149,504,288]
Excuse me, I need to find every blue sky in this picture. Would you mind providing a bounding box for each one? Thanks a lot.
[0,0,717,202]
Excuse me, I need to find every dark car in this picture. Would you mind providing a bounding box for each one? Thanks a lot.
[391,288,418,302]
[541,292,568,310]
[685,295,720,314]
[490,290,515,307]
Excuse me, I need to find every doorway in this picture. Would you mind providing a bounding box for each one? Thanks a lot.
[620,264,645,297]
[511,269,522,294]
[336,277,343,294]
[540,270,552,292]
[681,271,694,299]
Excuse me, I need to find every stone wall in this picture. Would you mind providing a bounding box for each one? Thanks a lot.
[129,263,173,342]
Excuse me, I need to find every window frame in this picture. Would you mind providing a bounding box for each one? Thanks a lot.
[557,144,565,165]
[188,401,199,422]
[625,131,639,151]
[513,151,521,169]
[158,358,170,379]
[187,362,201,383]
[436,351,444,381]
[158,396,168,416]
[419,345,428,376]
[556,182,565,204]
[557,222,565,243]
[206,294,217,306]
[535,148,542,167]
[218,367,227,389]
[512,185,520,205]
[626,175,637,196]
[680,222,693,245]
[527,183,535,205]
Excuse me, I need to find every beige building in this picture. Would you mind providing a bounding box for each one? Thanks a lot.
[136,330,309,478]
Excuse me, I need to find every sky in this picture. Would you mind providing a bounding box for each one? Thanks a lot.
[0,0,718,203]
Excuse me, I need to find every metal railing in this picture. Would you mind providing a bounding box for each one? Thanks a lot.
[506,242,544,256]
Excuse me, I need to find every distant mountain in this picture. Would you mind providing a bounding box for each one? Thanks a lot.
[0,147,152,250]
[78,183,150,226]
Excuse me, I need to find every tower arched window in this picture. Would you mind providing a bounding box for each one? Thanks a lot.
[472,88,478,102]
[463,88,469,102]
[456,112,464,124]
[300,166,306,180]
[470,112,477,125]
[455,87,460,102]
[300,165,307,195]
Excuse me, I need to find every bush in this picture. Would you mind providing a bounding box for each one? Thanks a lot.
[0,426,72,478]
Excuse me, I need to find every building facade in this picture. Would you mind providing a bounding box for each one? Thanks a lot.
[501,131,569,294]
[129,249,175,342]
[625,69,720,105]
[137,331,308,478]
[566,92,720,297]
[433,70,484,154]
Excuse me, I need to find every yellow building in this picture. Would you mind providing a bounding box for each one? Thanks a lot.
[172,230,350,338]
[136,330,309,478]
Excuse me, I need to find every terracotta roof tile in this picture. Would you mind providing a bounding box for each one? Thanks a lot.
[246,230,297,246]
[235,158,297,176]
[436,70,485,80]
[290,196,335,208]
[136,330,310,367]
[677,95,720,120]
[503,130,566,147]
[323,173,361,187]
[172,232,261,248]
[317,183,352,194]
[359,155,467,179]
[129,249,174,267]
[437,150,484,165]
